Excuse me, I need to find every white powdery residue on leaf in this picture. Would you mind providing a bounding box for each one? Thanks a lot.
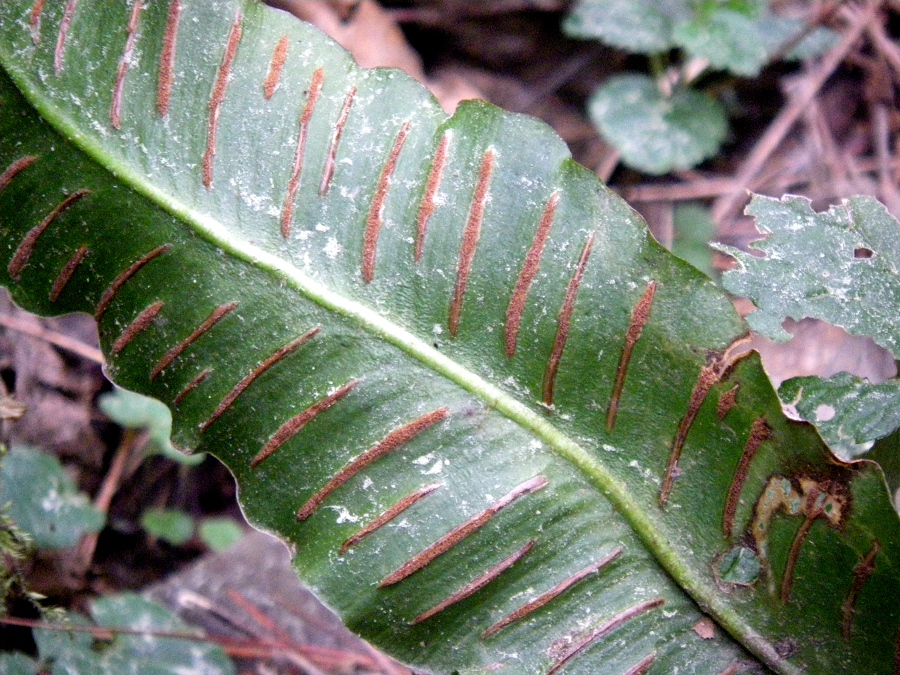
[325,505,359,524]
[362,476,373,489]
[423,458,445,475]
[412,453,434,466]
[323,237,342,259]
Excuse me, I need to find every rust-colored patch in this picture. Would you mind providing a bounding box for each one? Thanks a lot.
[340,482,442,554]
[111,1,143,129]
[607,280,657,430]
[173,368,211,406]
[412,540,535,625]
[49,245,88,302]
[280,68,324,237]
[717,384,740,420]
[842,541,881,641]
[94,244,171,322]
[149,301,238,381]
[112,300,164,354]
[0,156,37,195]
[157,0,181,116]
[250,379,358,469]
[482,546,621,639]
[505,192,559,358]
[414,132,449,262]
[542,234,594,406]
[659,363,719,507]
[379,475,547,588]
[54,0,78,75]
[200,328,320,432]
[202,10,243,189]
[9,190,89,283]
[263,35,289,100]
[547,598,664,675]
[30,0,44,43]
[623,653,657,675]
[319,86,356,196]
[448,149,495,337]
[362,121,411,283]
[722,418,770,538]
[692,617,715,639]
[297,407,448,521]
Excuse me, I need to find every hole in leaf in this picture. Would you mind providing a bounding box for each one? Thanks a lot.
[854,247,874,259]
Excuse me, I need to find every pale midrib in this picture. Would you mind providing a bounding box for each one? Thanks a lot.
[0,56,794,674]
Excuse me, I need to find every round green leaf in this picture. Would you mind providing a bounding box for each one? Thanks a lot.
[589,74,728,174]
[563,0,691,54]
[198,516,244,552]
[140,508,194,546]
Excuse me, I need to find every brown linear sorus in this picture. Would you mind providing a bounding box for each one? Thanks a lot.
[542,233,594,406]
[49,245,88,302]
[319,86,357,196]
[263,35,289,100]
[606,280,657,431]
[297,407,448,521]
[149,301,238,381]
[411,540,535,625]
[448,149,495,337]
[280,68,324,238]
[200,327,321,433]
[110,1,143,130]
[623,652,657,675]
[54,0,78,75]
[8,190,90,283]
[157,0,181,116]
[841,541,880,641]
[173,368,211,406]
[362,121,412,283]
[482,546,622,639]
[414,131,449,262]
[340,482,442,555]
[722,417,771,539]
[94,244,171,322]
[202,10,243,189]
[0,156,38,195]
[250,379,359,469]
[546,598,664,675]
[379,475,548,588]
[112,300,164,355]
[30,0,44,43]
[505,192,559,358]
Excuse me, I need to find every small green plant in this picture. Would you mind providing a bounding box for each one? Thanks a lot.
[563,0,837,174]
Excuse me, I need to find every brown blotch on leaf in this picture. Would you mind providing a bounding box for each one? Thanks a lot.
[692,618,716,640]
[717,384,740,420]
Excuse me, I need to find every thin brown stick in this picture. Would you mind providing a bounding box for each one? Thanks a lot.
[0,312,102,363]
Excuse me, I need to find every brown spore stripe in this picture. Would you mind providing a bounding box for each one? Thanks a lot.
[606,280,657,430]
[54,0,78,75]
[658,363,719,507]
[414,131,449,262]
[379,474,548,588]
[722,418,770,538]
[715,663,745,675]
[546,598,664,675]
[250,379,358,468]
[483,546,622,638]
[412,540,535,625]
[280,68,324,237]
[297,407,448,521]
[448,149,495,337]
[717,384,739,420]
[623,653,657,675]
[112,301,164,354]
[49,245,88,302]
[319,86,356,196]
[174,368,211,406]
[781,511,818,604]
[202,10,243,189]
[341,482,442,554]
[0,156,38,196]
[30,0,44,43]
[542,233,594,406]
[362,121,411,283]
[505,192,559,358]
[94,244,172,322]
[110,1,143,129]
[841,541,881,641]
[156,0,181,116]
[200,327,320,433]
[8,190,89,283]
[263,35,289,100]
[149,301,238,381]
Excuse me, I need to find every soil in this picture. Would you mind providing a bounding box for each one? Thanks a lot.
[1,1,899,673]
